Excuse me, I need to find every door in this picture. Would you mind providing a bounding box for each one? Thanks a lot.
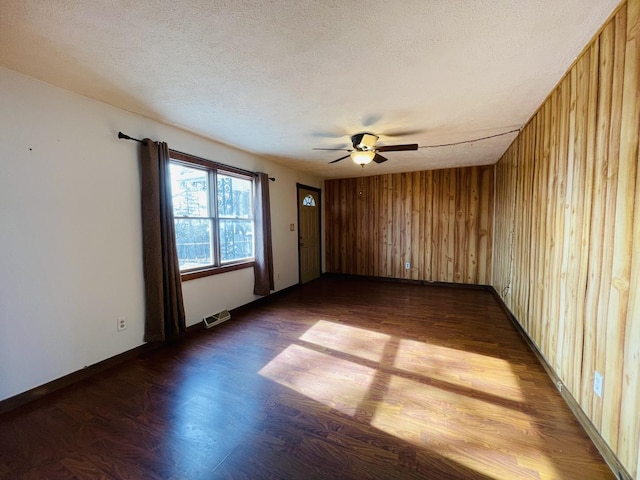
[297,184,321,284]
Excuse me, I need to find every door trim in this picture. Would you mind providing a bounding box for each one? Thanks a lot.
[296,183,322,284]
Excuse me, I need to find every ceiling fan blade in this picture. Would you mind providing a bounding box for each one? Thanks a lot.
[329,154,351,164]
[362,113,384,127]
[376,143,419,152]
[312,147,351,151]
[381,128,426,138]
[373,153,388,164]
[311,128,348,138]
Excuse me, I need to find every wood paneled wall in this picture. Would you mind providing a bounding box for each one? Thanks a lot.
[493,1,640,477]
[325,167,493,284]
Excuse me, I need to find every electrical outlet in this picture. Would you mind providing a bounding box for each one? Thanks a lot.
[405,262,411,269]
[117,316,127,332]
[593,371,603,398]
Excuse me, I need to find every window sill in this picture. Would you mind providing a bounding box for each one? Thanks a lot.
[181,261,255,281]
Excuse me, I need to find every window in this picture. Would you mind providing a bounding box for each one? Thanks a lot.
[302,194,316,207]
[169,152,254,278]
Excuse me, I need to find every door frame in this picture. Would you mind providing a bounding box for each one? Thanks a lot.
[296,183,322,284]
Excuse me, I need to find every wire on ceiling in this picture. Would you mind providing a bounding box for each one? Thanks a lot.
[418,128,520,149]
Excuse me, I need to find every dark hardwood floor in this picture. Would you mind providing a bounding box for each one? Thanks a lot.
[0,277,613,479]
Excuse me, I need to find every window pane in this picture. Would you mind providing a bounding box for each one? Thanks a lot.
[217,175,252,218]
[219,219,253,262]
[174,218,213,269]
[170,164,209,217]
[302,194,316,207]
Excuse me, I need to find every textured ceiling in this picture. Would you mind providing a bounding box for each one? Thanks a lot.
[0,0,621,178]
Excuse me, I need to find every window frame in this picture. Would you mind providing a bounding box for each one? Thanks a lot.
[169,150,255,281]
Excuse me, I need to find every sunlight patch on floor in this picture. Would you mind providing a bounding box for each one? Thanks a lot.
[394,338,526,402]
[298,320,390,363]
[259,344,375,416]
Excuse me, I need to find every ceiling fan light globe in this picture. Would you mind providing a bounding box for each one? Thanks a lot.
[351,150,375,165]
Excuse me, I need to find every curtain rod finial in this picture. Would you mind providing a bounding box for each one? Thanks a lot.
[118,131,144,143]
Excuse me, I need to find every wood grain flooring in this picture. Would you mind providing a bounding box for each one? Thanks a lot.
[0,277,613,479]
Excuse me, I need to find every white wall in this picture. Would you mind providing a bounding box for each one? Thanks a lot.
[0,67,321,401]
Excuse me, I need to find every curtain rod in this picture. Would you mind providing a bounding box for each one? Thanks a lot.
[118,131,275,182]
[118,131,145,143]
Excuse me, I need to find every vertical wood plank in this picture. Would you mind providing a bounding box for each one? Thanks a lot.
[593,15,623,431]
[411,172,422,280]
[338,179,347,273]
[392,174,402,278]
[553,75,571,374]
[355,178,365,275]
[603,5,633,452]
[424,170,434,280]
[371,175,380,276]
[467,166,479,283]
[617,1,640,473]
[536,100,551,352]
[544,87,560,368]
[454,168,467,283]
[403,173,412,279]
[581,33,605,420]
[561,60,585,396]
[526,113,540,337]
[576,35,599,402]
[383,174,392,277]
[446,169,456,282]
[478,165,493,284]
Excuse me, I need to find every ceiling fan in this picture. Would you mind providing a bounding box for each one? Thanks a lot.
[313,133,418,166]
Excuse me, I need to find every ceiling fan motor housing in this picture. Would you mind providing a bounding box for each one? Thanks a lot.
[352,133,378,150]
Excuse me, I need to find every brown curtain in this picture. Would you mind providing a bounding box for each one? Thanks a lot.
[253,172,274,296]
[139,140,186,342]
